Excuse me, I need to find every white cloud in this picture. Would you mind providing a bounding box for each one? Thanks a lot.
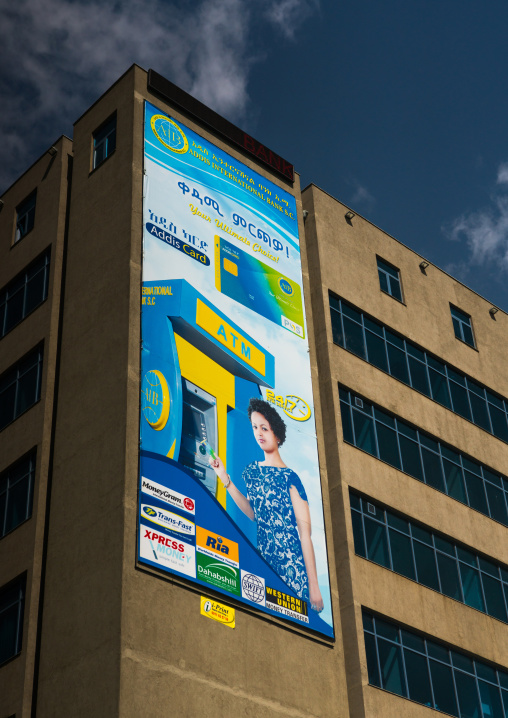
[0,0,315,192]
[446,162,508,271]
[350,182,375,210]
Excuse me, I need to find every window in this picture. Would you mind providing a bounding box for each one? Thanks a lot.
[0,575,25,666]
[330,295,508,442]
[0,452,36,539]
[0,345,43,431]
[0,248,51,338]
[340,387,508,525]
[377,258,402,301]
[351,492,508,623]
[451,305,475,348]
[15,191,36,243]
[363,611,508,717]
[93,113,116,169]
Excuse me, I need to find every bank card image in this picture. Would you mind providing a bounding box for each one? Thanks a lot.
[214,236,305,338]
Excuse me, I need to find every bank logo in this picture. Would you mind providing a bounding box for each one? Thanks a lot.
[151,115,189,154]
[196,526,239,567]
[241,570,265,605]
[141,504,195,536]
[197,554,241,596]
[279,278,293,295]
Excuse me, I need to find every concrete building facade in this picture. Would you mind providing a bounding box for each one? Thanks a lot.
[1,64,507,718]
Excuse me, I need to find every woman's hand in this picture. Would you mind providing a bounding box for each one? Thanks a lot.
[309,582,324,613]
[209,456,229,486]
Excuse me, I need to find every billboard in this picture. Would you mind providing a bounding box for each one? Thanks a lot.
[139,101,334,638]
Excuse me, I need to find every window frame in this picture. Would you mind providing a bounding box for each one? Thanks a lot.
[0,344,44,432]
[92,112,117,170]
[450,304,476,348]
[0,450,36,539]
[339,386,508,526]
[14,190,37,244]
[330,294,508,442]
[0,574,26,666]
[376,256,403,302]
[0,247,51,338]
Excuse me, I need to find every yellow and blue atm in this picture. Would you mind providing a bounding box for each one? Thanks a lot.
[140,279,275,542]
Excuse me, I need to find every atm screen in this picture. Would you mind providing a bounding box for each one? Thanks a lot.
[179,379,218,495]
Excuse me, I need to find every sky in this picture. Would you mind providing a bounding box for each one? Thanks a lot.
[2,0,508,311]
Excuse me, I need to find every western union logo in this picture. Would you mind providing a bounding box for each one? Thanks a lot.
[196,299,266,376]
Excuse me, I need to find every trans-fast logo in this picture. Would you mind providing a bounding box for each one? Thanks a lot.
[278,278,293,296]
[141,477,196,515]
[141,504,195,536]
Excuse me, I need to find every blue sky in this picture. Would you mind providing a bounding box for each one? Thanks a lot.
[2,0,508,310]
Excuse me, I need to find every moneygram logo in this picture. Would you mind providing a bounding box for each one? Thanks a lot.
[141,504,195,536]
[141,477,195,515]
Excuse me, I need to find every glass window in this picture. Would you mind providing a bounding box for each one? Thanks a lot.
[377,258,403,301]
[93,113,117,169]
[0,346,43,431]
[0,249,51,338]
[330,295,508,441]
[451,305,476,348]
[0,576,25,665]
[0,452,35,538]
[15,191,36,243]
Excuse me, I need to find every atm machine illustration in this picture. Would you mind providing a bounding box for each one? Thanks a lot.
[140,279,275,538]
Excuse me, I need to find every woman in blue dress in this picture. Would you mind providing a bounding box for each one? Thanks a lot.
[210,397,324,612]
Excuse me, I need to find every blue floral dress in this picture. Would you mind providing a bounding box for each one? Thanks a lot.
[242,461,309,600]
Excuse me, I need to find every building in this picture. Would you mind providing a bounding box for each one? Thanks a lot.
[1,64,507,718]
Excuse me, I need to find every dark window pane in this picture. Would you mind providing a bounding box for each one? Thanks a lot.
[399,436,423,480]
[462,323,475,347]
[385,330,404,349]
[485,483,508,526]
[464,471,489,515]
[0,603,19,664]
[387,512,409,533]
[364,633,381,687]
[429,369,452,408]
[482,575,508,622]
[454,671,481,718]
[449,381,472,420]
[459,564,485,611]
[388,276,402,302]
[451,651,474,673]
[340,402,354,444]
[404,650,433,707]
[343,317,366,358]
[377,639,406,696]
[16,364,40,416]
[0,383,17,430]
[437,553,462,601]
[379,271,389,293]
[342,303,362,322]
[365,331,389,372]
[364,517,390,568]
[470,393,492,432]
[401,630,425,652]
[443,459,467,504]
[490,406,508,442]
[427,641,450,662]
[429,660,459,716]
[414,542,440,591]
[351,511,366,558]
[389,529,415,580]
[4,288,24,333]
[435,536,455,556]
[421,448,445,492]
[408,356,431,396]
[376,618,400,642]
[387,344,409,384]
[24,268,46,315]
[376,422,401,469]
[352,410,376,455]
[4,477,29,534]
[457,547,477,566]
[412,524,432,545]
[479,681,504,718]
[330,309,344,346]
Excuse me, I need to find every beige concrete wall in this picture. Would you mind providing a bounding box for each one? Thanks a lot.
[302,184,508,717]
[0,135,72,718]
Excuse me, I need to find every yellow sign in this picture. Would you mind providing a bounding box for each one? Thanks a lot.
[265,390,311,422]
[200,596,235,628]
[195,299,266,376]
[196,526,239,565]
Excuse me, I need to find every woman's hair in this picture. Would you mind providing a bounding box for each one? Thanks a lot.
[247,397,287,447]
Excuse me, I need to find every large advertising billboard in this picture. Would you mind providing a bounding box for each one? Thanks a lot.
[139,101,334,638]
